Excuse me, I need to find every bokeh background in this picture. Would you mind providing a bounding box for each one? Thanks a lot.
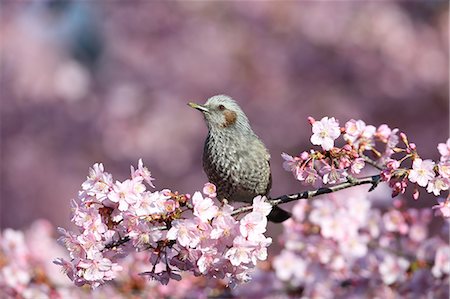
[1,1,448,232]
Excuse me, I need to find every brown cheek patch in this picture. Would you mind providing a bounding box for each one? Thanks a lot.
[223,110,237,127]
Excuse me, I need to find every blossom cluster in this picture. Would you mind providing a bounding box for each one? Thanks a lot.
[0,220,69,298]
[3,198,447,299]
[54,160,272,288]
[0,220,231,298]
[282,117,450,218]
[268,187,449,298]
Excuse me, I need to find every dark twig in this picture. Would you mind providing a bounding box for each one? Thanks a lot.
[104,225,167,250]
[105,236,131,249]
[104,175,382,243]
[231,174,382,216]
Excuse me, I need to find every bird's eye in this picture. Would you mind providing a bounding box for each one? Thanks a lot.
[218,104,225,111]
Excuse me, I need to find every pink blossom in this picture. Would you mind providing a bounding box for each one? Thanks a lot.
[192,192,218,222]
[300,151,310,160]
[135,191,169,216]
[386,158,400,170]
[383,210,409,234]
[1,264,31,290]
[361,125,376,140]
[164,199,178,214]
[438,138,450,161]
[130,224,163,249]
[408,158,435,187]
[431,244,450,278]
[211,212,238,244]
[1,229,28,260]
[281,152,295,171]
[344,119,377,149]
[350,157,365,174]
[108,178,145,211]
[309,199,335,225]
[386,128,400,148]
[53,258,76,282]
[320,165,347,184]
[197,248,220,274]
[196,221,215,248]
[167,219,200,248]
[408,223,428,243]
[273,250,306,286]
[298,166,322,187]
[379,254,410,285]
[389,178,408,197]
[310,116,341,151]
[376,124,393,142]
[292,199,309,222]
[346,195,371,226]
[78,253,123,285]
[319,211,359,241]
[239,212,267,240]
[426,177,449,196]
[250,234,272,264]
[81,163,113,201]
[131,159,155,188]
[366,210,382,238]
[77,233,104,259]
[251,196,272,216]
[57,228,84,259]
[281,152,302,177]
[338,235,368,258]
[70,201,96,228]
[438,161,450,178]
[344,119,366,143]
[432,197,450,218]
[87,215,108,241]
[225,236,252,266]
[202,182,217,198]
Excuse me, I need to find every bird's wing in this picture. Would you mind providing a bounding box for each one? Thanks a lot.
[231,136,272,200]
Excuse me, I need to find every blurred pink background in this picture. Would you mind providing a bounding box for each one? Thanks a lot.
[1,1,448,230]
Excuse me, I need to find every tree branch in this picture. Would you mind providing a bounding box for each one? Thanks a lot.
[104,225,167,250]
[361,154,384,171]
[231,174,382,216]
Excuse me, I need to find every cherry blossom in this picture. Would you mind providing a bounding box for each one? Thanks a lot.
[438,139,450,161]
[167,219,200,248]
[379,254,410,285]
[408,158,436,187]
[192,192,219,222]
[310,116,341,150]
[131,158,156,188]
[432,197,450,218]
[202,182,217,198]
[426,177,449,196]
[432,244,450,278]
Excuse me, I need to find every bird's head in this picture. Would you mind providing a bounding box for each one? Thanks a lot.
[188,95,252,133]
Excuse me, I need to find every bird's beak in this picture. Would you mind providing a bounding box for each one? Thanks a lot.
[188,102,209,113]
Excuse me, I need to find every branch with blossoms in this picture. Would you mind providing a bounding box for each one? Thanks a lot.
[55,160,274,288]
[277,117,450,217]
[54,116,450,290]
[232,174,381,216]
[236,117,449,217]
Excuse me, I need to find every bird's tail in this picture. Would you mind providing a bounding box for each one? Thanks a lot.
[267,206,291,223]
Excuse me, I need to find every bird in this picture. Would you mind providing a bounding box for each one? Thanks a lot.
[188,95,291,223]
